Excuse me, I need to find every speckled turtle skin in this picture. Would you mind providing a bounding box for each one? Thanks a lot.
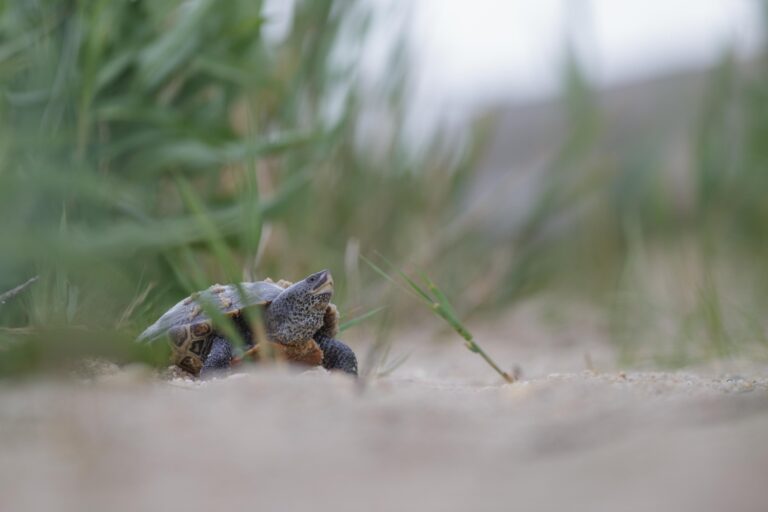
[138,270,357,377]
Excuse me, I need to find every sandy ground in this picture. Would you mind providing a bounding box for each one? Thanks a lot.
[1,308,768,512]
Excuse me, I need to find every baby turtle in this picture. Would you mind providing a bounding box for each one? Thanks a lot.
[138,270,357,377]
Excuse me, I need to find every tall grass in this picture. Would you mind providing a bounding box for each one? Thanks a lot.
[500,42,768,365]
[0,0,480,375]
[1,1,767,376]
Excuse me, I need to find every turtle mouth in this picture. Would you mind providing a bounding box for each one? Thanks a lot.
[310,270,334,295]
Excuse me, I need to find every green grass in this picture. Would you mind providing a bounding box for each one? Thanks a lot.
[364,255,515,383]
[1,1,768,377]
[0,0,483,375]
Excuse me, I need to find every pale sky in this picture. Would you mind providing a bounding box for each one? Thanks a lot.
[263,0,765,135]
[408,0,764,104]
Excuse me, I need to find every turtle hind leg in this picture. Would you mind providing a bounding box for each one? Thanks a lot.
[199,336,234,379]
[315,335,358,376]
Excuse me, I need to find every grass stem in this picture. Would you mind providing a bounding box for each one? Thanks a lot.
[364,255,515,383]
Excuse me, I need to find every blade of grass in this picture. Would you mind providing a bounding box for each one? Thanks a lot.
[174,175,273,362]
[364,255,516,383]
[373,251,435,303]
[339,306,387,332]
[422,272,459,320]
[175,176,241,278]
[115,281,155,330]
[173,177,249,349]
[377,351,410,378]
[359,301,394,383]
[360,255,424,302]
[37,170,310,257]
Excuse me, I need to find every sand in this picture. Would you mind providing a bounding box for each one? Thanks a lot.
[1,313,767,512]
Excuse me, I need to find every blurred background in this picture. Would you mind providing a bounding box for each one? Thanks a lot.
[1,0,768,375]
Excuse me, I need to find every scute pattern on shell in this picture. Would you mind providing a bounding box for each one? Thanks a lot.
[137,280,283,343]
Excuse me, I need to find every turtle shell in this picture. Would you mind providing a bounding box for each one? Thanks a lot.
[139,277,340,375]
[137,280,284,344]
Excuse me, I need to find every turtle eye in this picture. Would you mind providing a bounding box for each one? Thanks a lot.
[307,276,316,283]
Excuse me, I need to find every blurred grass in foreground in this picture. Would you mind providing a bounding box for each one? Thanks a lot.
[484,40,768,366]
[0,0,481,375]
[1,1,768,377]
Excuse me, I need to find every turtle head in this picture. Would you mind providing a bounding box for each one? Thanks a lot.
[266,270,334,344]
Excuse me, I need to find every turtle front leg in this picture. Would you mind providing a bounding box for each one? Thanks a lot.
[315,334,358,376]
[199,336,233,378]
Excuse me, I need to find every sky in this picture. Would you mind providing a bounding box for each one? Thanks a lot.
[262,0,766,135]
[407,0,764,105]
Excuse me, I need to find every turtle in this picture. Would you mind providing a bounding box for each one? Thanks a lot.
[137,270,358,377]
